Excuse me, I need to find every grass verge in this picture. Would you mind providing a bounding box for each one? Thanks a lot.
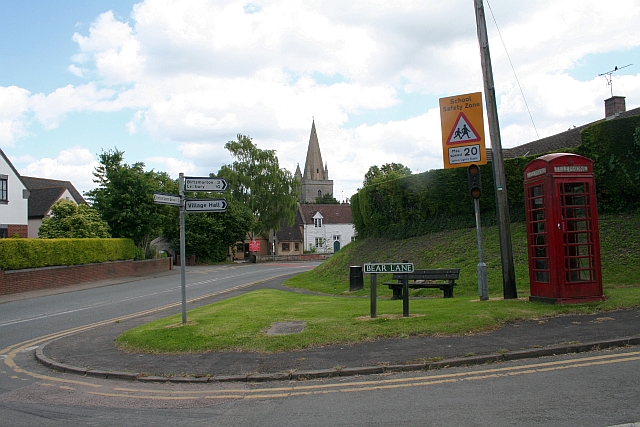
[116,212,640,354]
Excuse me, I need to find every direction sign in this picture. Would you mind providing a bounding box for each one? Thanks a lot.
[439,92,487,168]
[363,263,414,274]
[184,177,228,192]
[153,192,181,206]
[185,198,228,212]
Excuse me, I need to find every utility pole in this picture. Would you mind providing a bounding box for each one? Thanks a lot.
[474,0,518,299]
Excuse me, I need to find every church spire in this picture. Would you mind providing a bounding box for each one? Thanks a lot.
[303,120,325,181]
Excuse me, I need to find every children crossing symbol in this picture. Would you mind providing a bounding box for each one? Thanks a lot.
[447,113,481,144]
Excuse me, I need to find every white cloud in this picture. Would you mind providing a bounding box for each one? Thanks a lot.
[145,156,197,177]
[30,83,117,130]
[20,147,99,194]
[6,0,640,200]
[72,11,144,84]
[0,86,32,147]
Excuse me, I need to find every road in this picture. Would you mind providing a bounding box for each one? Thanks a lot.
[1,262,639,426]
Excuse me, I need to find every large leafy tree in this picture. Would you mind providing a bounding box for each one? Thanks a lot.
[363,163,412,187]
[85,149,177,253]
[38,199,111,238]
[218,134,300,237]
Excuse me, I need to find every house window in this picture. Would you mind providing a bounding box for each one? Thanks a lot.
[318,190,322,198]
[0,226,7,238]
[315,237,323,248]
[314,218,322,228]
[295,242,299,251]
[0,175,7,203]
[282,242,290,251]
[333,235,340,242]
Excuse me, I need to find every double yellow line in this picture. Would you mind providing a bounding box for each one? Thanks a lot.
[89,350,640,400]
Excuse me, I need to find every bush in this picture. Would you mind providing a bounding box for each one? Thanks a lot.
[0,238,137,270]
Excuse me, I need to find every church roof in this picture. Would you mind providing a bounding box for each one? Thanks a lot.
[303,120,327,180]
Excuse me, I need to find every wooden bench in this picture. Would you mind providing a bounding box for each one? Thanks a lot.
[383,269,460,299]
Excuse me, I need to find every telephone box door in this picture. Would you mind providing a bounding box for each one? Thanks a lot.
[553,178,603,299]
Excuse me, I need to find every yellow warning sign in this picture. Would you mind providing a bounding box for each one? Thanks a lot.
[439,92,487,168]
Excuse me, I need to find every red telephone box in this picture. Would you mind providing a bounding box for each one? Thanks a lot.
[523,153,605,304]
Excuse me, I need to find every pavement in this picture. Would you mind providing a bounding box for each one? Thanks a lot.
[19,273,640,383]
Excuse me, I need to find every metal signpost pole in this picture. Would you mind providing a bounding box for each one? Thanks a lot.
[474,198,489,300]
[179,173,187,324]
[474,0,517,299]
[369,260,377,318]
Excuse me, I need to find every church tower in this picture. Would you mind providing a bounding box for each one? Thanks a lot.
[297,120,333,203]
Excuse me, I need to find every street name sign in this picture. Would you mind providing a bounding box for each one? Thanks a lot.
[153,193,181,206]
[363,263,414,274]
[439,92,487,168]
[184,177,228,192]
[185,198,228,212]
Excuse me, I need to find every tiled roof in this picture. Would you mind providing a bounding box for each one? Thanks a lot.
[298,203,353,225]
[276,217,303,241]
[489,106,640,161]
[28,187,66,218]
[21,176,86,204]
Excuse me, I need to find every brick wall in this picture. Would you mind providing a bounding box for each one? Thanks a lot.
[7,224,28,238]
[0,258,172,296]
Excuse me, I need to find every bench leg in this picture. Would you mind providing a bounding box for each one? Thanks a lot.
[444,287,454,298]
[391,287,403,300]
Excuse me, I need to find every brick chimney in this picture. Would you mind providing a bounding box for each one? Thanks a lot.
[605,96,626,118]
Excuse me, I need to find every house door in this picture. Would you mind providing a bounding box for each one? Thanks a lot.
[333,240,340,252]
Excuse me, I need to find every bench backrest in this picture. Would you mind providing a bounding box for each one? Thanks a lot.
[391,268,460,281]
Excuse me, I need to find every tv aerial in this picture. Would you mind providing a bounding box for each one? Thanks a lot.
[598,64,632,97]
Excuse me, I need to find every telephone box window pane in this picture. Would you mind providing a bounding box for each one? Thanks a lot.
[533,222,545,233]
[535,259,547,270]
[536,271,549,282]
[534,235,545,246]
[535,246,547,257]
[537,272,549,282]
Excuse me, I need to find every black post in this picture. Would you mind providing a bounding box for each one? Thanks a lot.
[402,273,409,317]
[370,260,377,318]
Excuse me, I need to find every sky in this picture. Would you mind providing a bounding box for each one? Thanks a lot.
[1,0,640,201]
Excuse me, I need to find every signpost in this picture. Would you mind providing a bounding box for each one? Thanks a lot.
[185,198,228,212]
[184,177,227,192]
[363,262,414,318]
[153,174,229,324]
[439,92,487,169]
[153,193,181,206]
[440,92,489,301]
[363,263,414,274]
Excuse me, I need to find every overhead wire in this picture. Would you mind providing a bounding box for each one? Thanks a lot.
[485,0,540,139]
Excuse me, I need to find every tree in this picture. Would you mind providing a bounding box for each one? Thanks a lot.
[218,134,300,237]
[164,197,254,262]
[314,193,339,204]
[85,149,177,253]
[363,163,412,187]
[38,199,111,238]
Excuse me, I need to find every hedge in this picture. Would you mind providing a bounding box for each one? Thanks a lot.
[0,238,138,270]
[353,116,640,239]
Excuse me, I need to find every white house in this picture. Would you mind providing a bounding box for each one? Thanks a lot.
[0,149,29,238]
[298,204,355,254]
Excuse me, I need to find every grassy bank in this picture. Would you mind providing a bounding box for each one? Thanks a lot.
[116,212,640,354]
